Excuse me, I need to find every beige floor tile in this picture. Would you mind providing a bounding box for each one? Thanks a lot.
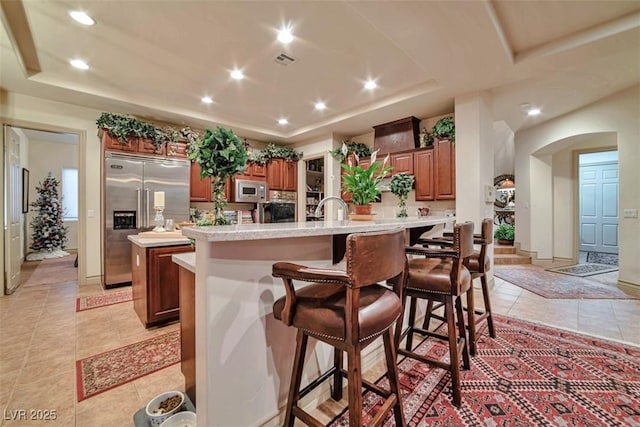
[18,354,76,386]
[76,383,141,424]
[5,372,75,425]
[0,353,25,377]
[132,364,185,405]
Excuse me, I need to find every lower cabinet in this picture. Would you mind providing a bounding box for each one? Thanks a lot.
[178,266,196,404]
[131,244,194,328]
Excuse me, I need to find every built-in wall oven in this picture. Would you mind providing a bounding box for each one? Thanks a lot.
[258,190,297,223]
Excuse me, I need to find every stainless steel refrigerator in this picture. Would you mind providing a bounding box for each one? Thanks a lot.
[103,152,190,288]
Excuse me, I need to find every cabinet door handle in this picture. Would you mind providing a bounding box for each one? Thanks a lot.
[145,189,150,228]
[136,188,141,229]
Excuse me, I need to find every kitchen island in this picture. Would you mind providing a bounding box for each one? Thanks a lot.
[180,216,454,426]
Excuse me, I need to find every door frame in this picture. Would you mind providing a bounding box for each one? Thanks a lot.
[573,146,618,262]
[1,118,87,290]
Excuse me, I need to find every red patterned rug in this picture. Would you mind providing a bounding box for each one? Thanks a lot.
[330,314,640,426]
[76,288,133,312]
[76,330,180,401]
[494,265,637,299]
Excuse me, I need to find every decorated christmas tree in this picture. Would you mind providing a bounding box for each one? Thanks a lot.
[30,172,68,253]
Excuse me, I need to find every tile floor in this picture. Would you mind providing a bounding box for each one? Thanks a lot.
[0,263,638,426]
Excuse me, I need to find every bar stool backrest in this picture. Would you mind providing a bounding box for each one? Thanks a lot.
[346,227,406,289]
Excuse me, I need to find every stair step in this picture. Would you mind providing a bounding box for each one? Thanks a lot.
[494,253,532,265]
[494,244,516,255]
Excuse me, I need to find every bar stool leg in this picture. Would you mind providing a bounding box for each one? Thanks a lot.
[406,297,418,351]
[456,297,470,371]
[285,330,308,427]
[466,283,478,356]
[383,328,406,426]
[331,348,343,401]
[346,345,363,426]
[421,300,435,330]
[444,297,462,407]
[481,275,496,338]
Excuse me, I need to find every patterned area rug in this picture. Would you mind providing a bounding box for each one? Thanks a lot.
[76,330,180,401]
[76,288,133,312]
[587,251,619,266]
[330,314,640,426]
[493,265,636,299]
[546,263,618,277]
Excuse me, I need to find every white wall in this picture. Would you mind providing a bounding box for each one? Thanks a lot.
[515,85,639,286]
[27,138,79,250]
[494,121,515,177]
[1,92,102,283]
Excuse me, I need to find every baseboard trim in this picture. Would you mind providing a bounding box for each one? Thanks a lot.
[618,279,639,290]
[81,275,101,286]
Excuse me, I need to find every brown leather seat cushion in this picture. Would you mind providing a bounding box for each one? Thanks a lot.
[407,257,471,295]
[273,283,401,342]
[466,250,491,273]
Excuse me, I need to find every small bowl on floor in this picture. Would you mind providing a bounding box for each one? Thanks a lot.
[145,391,185,426]
[159,411,196,427]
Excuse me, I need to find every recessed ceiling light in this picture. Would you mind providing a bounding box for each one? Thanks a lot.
[201,96,213,104]
[364,80,377,90]
[528,108,541,116]
[277,27,293,44]
[230,70,244,80]
[69,11,95,26]
[278,118,288,125]
[70,59,89,70]
[315,102,326,110]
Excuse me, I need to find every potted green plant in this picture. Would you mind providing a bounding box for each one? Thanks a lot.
[330,141,372,163]
[188,126,248,225]
[341,148,393,216]
[494,223,514,245]
[431,116,455,141]
[390,173,415,217]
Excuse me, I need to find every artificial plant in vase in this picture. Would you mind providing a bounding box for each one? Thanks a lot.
[188,126,248,225]
[27,172,69,260]
[340,145,393,215]
[390,173,415,217]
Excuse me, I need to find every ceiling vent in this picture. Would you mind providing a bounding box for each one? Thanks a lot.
[274,52,295,66]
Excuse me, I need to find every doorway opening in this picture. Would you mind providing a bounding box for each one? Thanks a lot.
[578,150,619,265]
[3,125,80,294]
[304,156,325,221]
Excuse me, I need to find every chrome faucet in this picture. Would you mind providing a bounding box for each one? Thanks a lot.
[314,196,349,220]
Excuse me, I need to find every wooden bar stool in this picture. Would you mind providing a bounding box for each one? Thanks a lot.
[395,221,474,407]
[272,228,407,427]
[419,218,496,356]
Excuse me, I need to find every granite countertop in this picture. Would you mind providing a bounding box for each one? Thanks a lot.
[181,216,454,242]
[172,252,195,273]
[128,234,192,248]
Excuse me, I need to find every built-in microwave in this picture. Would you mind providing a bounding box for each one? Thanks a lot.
[234,179,267,203]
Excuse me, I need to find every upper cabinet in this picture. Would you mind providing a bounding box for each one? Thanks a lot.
[101,130,188,159]
[390,151,414,175]
[189,162,211,202]
[189,162,231,202]
[238,162,267,181]
[413,140,455,201]
[267,158,298,192]
[434,138,455,200]
[414,149,434,201]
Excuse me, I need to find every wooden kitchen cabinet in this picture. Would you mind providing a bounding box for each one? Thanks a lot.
[190,162,232,202]
[132,244,194,328]
[390,151,414,175]
[414,149,435,201]
[190,161,212,202]
[267,158,298,191]
[434,138,456,200]
[238,161,267,180]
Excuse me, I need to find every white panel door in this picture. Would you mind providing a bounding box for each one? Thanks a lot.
[579,161,618,254]
[4,126,22,293]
